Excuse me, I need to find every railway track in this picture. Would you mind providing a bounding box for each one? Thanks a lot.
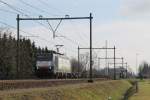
[0,78,108,90]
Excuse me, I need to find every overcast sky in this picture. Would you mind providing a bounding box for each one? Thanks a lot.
[0,0,150,73]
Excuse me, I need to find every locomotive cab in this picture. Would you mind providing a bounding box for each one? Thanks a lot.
[36,53,54,78]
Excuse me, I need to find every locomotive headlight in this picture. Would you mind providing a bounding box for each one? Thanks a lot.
[49,66,51,69]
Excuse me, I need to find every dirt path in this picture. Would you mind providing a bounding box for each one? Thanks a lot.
[129,80,150,100]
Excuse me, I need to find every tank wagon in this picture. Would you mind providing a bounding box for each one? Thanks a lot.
[36,52,77,78]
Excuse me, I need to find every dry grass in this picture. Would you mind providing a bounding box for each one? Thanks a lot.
[129,80,150,100]
[0,79,91,90]
[0,80,131,100]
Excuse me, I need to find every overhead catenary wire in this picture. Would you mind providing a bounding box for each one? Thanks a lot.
[0,0,27,16]
[0,0,42,16]
[0,18,79,54]
[0,0,55,36]
[18,0,60,17]
[68,20,90,46]
[0,0,91,57]
[38,0,67,15]
[0,20,56,46]
[38,0,89,46]
[54,31,85,47]
[0,20,79,55]
[16,0,88,47]
[1,0,85,47]
[36,0,84,47]
[47,19,85,48]
[0,8,18,15]
[68,19,101,48]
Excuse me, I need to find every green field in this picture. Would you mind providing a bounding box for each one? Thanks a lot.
[0,80,131,100]
[129,80,150,100]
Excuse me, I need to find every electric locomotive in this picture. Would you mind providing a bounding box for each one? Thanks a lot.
[36,51,72,78]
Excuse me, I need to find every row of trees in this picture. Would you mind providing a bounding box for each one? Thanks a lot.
[0,29,86,79]
[139,61,150,79]
[1,28,116,79]
[0,29,51,79]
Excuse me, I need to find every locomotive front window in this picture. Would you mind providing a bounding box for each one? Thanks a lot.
[36,53,53,69]
[37,53,53,61]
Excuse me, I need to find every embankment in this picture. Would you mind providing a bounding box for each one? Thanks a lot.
[0,80,131,100]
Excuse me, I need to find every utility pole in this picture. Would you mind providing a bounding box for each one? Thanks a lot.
[98,58,100,71]
[122,57,124,69]
[136,53,139,76]
[88,13,93,82]
[121,57,124,78]
[108,62,109,76]
[16,14,19,78]
[105,40,108,76]
[125,62,128,78]
[114,46,116,80]
[78,46,80,77]
[17,13,93,82]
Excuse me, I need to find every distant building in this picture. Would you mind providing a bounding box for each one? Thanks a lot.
[99,67,129,79]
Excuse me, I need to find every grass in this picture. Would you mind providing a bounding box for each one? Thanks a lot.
[129,80,150,100]
[0,80,131,100]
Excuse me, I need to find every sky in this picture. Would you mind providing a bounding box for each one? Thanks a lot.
[0,0,150,73]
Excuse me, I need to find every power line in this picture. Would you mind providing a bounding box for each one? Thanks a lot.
[0,0,42,16]
[38,0,67,15]
[0,8,18,15]
[0,0,89,57]
[33,0,83,47]
[0,0,30,17]
[54,31,85,47]
[0,14,77,55]
[0,20,78,56]
[68,20,89,46]
[0,0,54,37]
[38,0,87,46]
[0,0,28,16]
[18,0,59,16]
[38,0,86,46]
[47,18,84,47]
[1,0,88,47]
[16,14,93,82]
[0,20,56,46]
[0,20,34,36]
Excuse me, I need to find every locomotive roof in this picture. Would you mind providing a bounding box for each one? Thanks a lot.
[37,50,63,56]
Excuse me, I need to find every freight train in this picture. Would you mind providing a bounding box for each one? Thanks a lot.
[35,52,78,78]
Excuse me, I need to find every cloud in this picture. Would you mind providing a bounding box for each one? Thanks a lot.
[93,19,150,72]
[120,0,150,16]
[19,16,150,73]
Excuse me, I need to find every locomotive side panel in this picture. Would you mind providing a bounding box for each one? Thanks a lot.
[57,57,71,73]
